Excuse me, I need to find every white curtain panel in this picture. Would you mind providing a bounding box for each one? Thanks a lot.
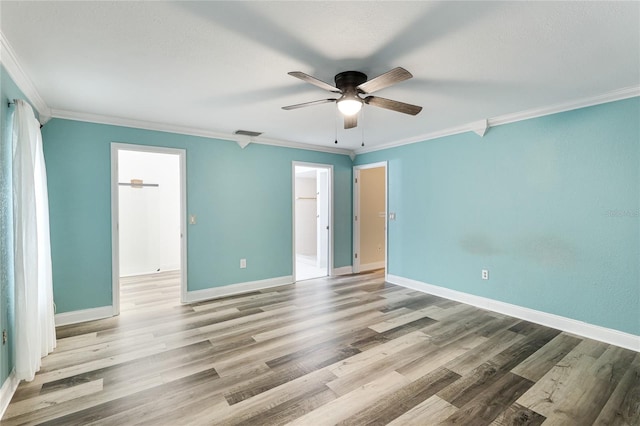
[12,99,56,381]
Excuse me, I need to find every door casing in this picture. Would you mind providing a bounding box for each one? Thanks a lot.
[292,161,334,280]
[110,143,188,315]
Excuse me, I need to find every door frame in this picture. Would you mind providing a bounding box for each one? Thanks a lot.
[292,161,334,281]
[110,143,188,315]
[352,161,388,276]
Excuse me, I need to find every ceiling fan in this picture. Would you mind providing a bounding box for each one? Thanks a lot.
[282,67,423,129]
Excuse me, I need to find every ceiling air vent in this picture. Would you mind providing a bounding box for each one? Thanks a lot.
[234,130,263,137]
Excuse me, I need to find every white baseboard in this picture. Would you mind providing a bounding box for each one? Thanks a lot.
[331,266,353,276]
[55,306,114,327]
[359,261,386,272]
[387,274,640,352]
[0,369,18,421]
[184,275,294,303]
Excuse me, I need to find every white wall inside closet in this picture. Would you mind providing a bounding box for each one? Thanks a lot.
[118,150,180,276]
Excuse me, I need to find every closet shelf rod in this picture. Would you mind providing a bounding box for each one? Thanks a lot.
[118,183,159,187]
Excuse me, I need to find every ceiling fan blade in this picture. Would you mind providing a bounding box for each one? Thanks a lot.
[288,71,340,93]
[282,99,337,110]
[344,114,357,129]
[357,67,413,94]
[364,96,422,115]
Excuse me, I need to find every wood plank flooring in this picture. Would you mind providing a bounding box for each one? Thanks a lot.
[4,270,639,425]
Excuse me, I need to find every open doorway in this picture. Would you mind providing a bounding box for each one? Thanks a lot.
[111,144,187,315]
[353,162,387,274]
[293,163,333,281]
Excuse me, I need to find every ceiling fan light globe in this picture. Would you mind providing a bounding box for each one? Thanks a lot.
[337,99,362,116]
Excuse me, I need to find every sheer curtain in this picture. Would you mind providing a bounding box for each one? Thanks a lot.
[12,99,56,381]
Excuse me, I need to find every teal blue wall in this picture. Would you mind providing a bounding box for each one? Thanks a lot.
[41,119,353,313]
[356,97,640,336]
[0,66,39,389]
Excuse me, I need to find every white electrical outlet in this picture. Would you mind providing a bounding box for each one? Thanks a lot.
[240,258,247,269]
[482,269,489,280]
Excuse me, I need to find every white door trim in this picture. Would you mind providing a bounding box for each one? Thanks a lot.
[292,161,334,281]
[353,161,388,279]
[110,142,188,316]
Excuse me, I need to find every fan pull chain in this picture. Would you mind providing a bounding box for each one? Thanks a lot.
[334,107,339,144]
[361,108,365,147]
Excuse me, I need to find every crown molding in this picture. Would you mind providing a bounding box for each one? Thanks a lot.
[51,108,241,141]
[488,85,640,127]
[247,134,352,156]
[355,85,640,155]
[356,122,476,155]
[51,109,353,157]
[0,31,51,122]
[52,85,639,158]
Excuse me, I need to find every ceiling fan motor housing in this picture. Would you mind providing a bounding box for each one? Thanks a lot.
[334,71,368,91]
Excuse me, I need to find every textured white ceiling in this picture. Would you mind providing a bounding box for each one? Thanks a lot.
[1,1,639,152]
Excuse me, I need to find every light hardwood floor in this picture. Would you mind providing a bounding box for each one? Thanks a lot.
[4,270,639,425]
